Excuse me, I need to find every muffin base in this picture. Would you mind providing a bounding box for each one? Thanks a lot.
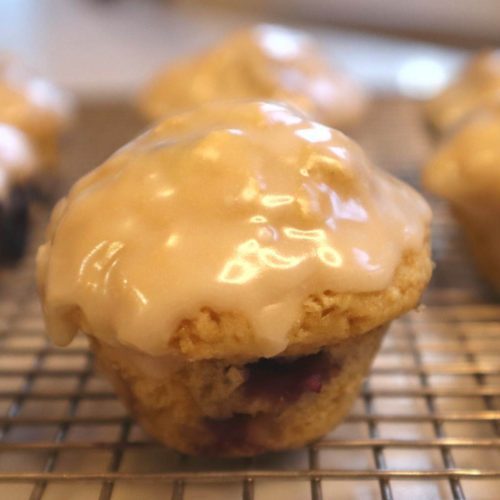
[91,324,386,457]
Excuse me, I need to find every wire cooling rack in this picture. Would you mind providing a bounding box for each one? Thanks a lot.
[0,100,498,500]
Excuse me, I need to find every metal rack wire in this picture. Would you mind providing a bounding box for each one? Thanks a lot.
[0,100,498,499]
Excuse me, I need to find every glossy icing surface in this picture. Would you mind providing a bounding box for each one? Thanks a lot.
[140,24,367,128]
[0,123,36,198]
[38,101,430,356]
[424,105,500,208]
[426,50,500,132]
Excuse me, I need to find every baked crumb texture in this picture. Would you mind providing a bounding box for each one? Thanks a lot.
[92,325,385,457]
[163,245,431,361]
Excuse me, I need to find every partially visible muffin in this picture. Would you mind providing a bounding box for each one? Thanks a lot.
[424,49,500,134]
[0,58,72,170]
[38,101,431,456]
[0,123,36,261]
[139,24,368,129]
[423,105,500,291]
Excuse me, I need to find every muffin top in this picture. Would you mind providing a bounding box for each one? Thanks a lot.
[37,101,430,359]
[0,59,72,143]
[0,123,36,199]
[425,49,500,133]
[424,105,500,208]
[139,24,367,129]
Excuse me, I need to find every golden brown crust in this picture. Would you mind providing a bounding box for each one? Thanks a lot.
[92,325,386,456]
[165,242,431,362]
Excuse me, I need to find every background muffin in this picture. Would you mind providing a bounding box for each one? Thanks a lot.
[423,105,500,292]
[424,49,500,135]
[0,58,72,171]
[139,24,368,130]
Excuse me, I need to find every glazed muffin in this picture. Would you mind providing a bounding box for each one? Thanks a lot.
[0,123,36,261]
[424,49,500,135]
[139,24,368,130]
[423,105,500,292]
[37,101,431,456]
[0,58,72,170]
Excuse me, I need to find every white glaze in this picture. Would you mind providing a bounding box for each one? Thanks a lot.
[37,101,430,356]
